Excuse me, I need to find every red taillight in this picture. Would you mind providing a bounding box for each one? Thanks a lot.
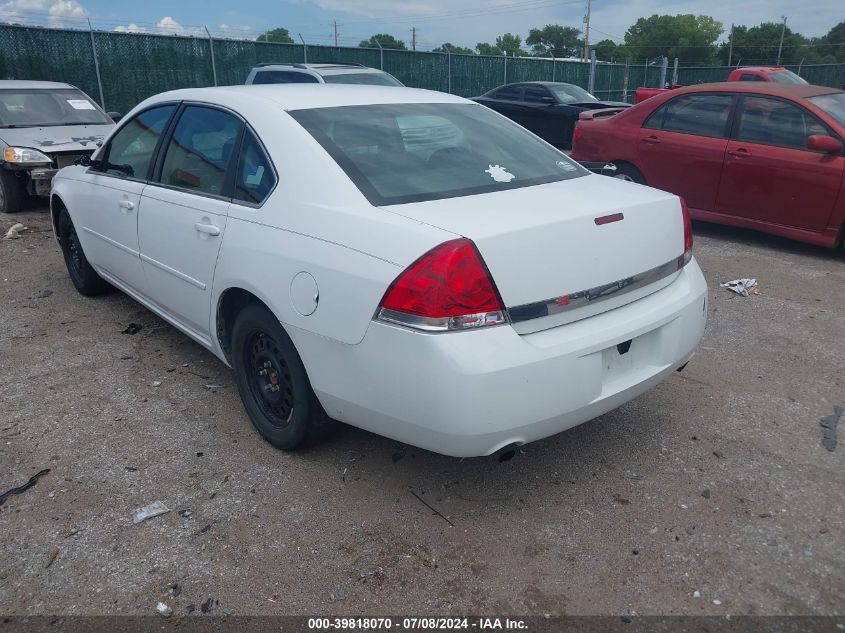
[377,238,506,332]
[680,197,693,264]
[573,126,584,145]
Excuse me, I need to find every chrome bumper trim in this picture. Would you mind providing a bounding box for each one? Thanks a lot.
[508,253,689,324]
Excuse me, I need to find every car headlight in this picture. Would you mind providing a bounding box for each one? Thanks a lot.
[3,147,53,165]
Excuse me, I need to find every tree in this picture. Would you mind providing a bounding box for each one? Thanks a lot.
[592,39,624,60]
[526,24,581,58]
[718,22,815,66]
[476,33,526,56]
[256,27,294,43]
[813,21,845,63]
[359,34,407,50]
[623,14,723,64]
[432,43,475,55]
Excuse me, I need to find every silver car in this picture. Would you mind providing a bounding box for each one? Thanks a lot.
[245,63,403,87]
[0,80,116,213]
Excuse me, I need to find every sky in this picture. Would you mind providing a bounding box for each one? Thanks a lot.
[0,0,841,51]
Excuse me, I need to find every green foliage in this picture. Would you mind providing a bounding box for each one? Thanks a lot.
[432,43,475,55]
[623,14,723,64]
[718,22,819,66]
[818,21,845,62]
[359,34,407,50]
[476,33,525,56]
[526,24,581,58]
[592,39,624,60]
[256,28,293,44]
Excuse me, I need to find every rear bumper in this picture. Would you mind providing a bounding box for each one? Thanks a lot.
[292,258,708,457]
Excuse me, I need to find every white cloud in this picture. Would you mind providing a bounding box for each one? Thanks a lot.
[114,22,144,33]
[0,0,86,27]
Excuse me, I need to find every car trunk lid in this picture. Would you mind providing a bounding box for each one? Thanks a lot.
[382,175,687,334]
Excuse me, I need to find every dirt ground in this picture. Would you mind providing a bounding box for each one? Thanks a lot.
[0,207,843,617]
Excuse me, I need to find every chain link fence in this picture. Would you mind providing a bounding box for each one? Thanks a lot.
[0,24,843,114]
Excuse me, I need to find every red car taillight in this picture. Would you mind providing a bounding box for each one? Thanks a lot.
[572,126,584,147]
[680,197,693,265]
[377,238,507,332]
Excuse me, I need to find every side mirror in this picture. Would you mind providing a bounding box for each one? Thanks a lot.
[540,96,556,106]
[107,112,123,123]
[807,134,842,155]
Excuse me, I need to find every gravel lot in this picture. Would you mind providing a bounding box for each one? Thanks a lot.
[1,207,843,617]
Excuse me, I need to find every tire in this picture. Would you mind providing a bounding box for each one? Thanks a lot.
[57,209,111,296]
[0,169,27,214]
[612,163,646,185]
[231,304,334,450]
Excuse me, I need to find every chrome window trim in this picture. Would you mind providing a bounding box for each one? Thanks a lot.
[508,254,689,324]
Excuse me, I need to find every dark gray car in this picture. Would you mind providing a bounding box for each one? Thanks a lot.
[472,81,630,149]
[0,81,115,213]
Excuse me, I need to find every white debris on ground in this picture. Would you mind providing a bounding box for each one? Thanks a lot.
[720,278,758,297]
[156,602,172,617]
[132,501,171,524]
[4,223,27,239]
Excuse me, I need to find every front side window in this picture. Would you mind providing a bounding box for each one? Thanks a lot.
[0,88,113,128]
[644,94,733,138]
[159,106,242,196]
[290,102,587,206]
[254,71,319,84]
[321,72,403,86]
[736,96,827,149]
[234,131,276,205]
[103,104,175,179]
[523,86,552,104]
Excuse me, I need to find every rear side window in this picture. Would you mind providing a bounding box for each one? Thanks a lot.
[253,71,319,84]
[493,86,522,100]
[739,74,764,82]
[104,104,175,179]
[736,96,828,149]
[158,105,242,197]
[322,73,403,86]
[234,130,276,205]
[645,94,733,138]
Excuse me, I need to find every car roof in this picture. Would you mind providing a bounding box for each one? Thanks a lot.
[145,84,471,112]
[0,80,75,90]
[253,63,372,71]
[673,82,841,98]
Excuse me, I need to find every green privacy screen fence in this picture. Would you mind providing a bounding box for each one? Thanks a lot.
[1,24,843,114]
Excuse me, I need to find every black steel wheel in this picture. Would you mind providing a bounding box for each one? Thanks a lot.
[231,304,333,450]
[57,209,110,296]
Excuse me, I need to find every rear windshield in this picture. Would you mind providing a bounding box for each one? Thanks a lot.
[290,103,587,206]
[321,72,403,87]
[0,88,112,128]
[769,70,808,85]
[809,93,845,127]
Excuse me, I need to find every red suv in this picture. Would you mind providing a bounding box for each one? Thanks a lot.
[571,83,845,250]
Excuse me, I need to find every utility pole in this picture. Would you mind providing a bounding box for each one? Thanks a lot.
[727,23,733,67]
[777,16,787,65]
[333,20,338,47]
[582,0,592,61]
[411,26,417,51]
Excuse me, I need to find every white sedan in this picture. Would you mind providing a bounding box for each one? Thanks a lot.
[50,85,707,457]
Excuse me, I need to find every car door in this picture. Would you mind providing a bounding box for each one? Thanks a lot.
[481,85,525,121]
[636,93,734,212]
[520,84,569,147]
[716,95,844,232]
[72,104,176,293]
[137,104,243,339]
